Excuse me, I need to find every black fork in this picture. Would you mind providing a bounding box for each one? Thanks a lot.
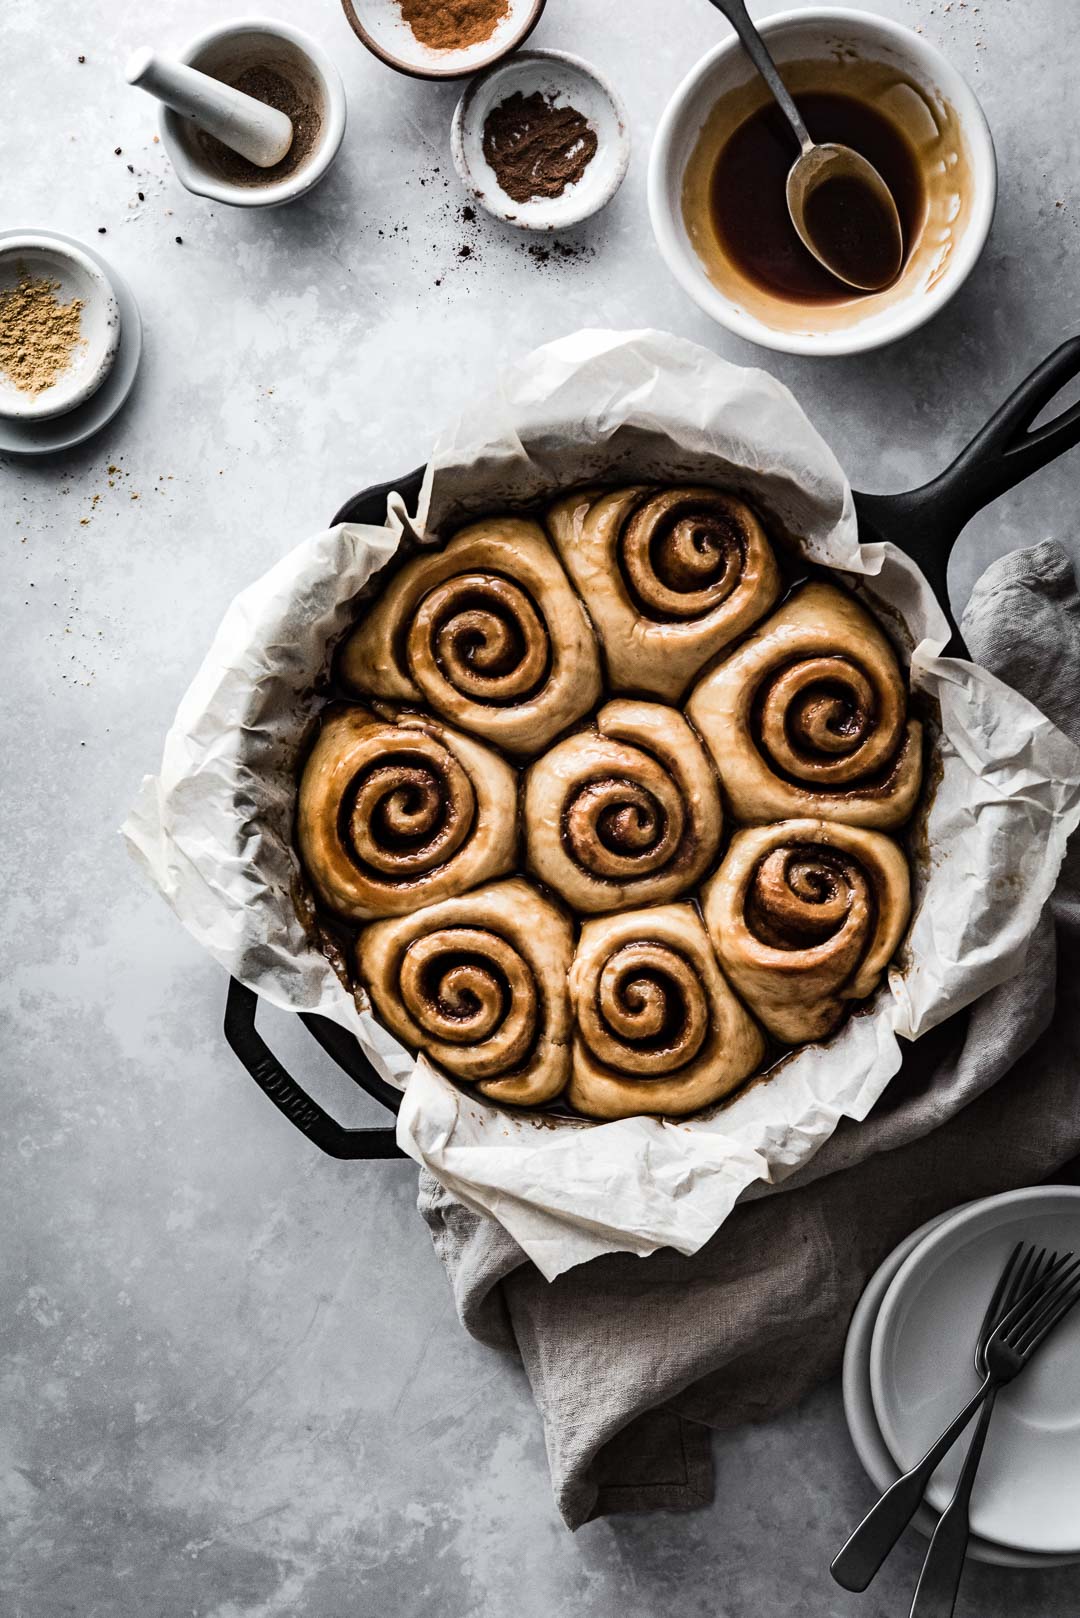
[909,1246,1080,1617]
[831,1244,1080,1592]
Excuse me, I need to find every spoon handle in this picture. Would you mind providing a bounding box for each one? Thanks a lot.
[704,0,813,152]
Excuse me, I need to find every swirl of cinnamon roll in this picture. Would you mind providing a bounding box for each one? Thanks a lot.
[567,904,765,1119]
[686,582,923,829]
[546,486,781,702]
[524,700,722,912]
[297,707,518,922]
[340,518,602,755]
[702,819,912,1044]
[356,878,573,1106]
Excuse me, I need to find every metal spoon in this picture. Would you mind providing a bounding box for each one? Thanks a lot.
[705,0,904,291]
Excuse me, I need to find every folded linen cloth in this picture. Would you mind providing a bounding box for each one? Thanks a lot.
[418,542,1080,1530]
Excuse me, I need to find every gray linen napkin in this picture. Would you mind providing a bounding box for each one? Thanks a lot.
[418,541,1080,1530]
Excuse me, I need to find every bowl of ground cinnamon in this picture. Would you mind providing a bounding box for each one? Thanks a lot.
[340,0,545,82]
[452,51,630,230]
[0,236,121,421]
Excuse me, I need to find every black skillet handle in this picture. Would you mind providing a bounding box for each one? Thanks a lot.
[854,338,1080,645]
[223,979,405,1160]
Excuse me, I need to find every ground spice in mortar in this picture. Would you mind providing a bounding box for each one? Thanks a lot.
[0,272,84,394]
[398,0,509,50]
[482,91,598,203]
[197,66,322,187]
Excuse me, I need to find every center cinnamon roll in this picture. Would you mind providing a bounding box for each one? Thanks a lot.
[525,699,722,912]
[297,707,517,921]
[546,485,781,702]
[356,878,573,1106]
[339,518,601,755]
[567,904,765,1119]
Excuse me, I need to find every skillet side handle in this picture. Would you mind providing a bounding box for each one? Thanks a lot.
[855,338,1080,650]
[920,336,1080,530]
[223,979,405,1160]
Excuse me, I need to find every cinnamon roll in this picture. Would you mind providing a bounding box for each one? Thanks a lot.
[546,486,781,701]
[297,706,517,921]
[524,699,722,912]
[686,582,923,828]
[339,518,602,755]
[356,878,573,1106]
[567,904,765,1119]
[702,819,911,1044]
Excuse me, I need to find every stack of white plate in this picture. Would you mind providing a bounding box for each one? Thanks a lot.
[843,1185,1080,1569]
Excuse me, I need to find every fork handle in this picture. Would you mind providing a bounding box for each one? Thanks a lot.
[830,1380,990,1592]
[908,1388,998,1618]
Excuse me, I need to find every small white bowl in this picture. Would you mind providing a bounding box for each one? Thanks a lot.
[452,50,630,231]
[160,18,346,209]
[0,236,120,421]
[340,0,545,82]
[648,9,996,356]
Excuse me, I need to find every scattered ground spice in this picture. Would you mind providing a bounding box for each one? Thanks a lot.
[196,65,322,187]
[482,90,598,204]
[397,0,509,50]
[0,272,85,394]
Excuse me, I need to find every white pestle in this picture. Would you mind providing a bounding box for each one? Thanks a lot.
[125,47,293,169]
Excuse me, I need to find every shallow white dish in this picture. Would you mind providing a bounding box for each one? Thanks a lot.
[0,235,120,420]
[647,8,996,356]
[0,231,141,457]
[341,0,545,82]
[451,50,630,231]
[870,1186,1080,1556]
[842,1203,1079,1570]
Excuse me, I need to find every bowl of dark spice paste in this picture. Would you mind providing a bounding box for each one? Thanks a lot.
[452,50,630,229]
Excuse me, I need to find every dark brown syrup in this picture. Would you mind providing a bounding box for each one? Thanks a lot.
[709,91,925,303]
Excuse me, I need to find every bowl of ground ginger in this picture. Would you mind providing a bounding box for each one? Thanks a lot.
[340,0,546,82]
[0,236,121,421]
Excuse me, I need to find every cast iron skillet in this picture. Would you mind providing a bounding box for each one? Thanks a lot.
[224,339,1080,1160]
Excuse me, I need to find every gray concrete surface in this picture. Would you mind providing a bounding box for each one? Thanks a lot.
[3,0,1079,1612]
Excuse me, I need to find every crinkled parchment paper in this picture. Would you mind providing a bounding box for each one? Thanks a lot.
[124,329,1080,1280]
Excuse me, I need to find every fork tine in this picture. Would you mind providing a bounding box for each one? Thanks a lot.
[975,1240,1025,1366]
[1012,1258,1080,1356]
[1005,1253,1080,1349]
[994,1250,1074,1342]
[1015,1271,1080,1359]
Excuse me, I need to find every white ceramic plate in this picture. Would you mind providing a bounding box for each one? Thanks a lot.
[870,1186,1080,1555]
[843,1204,1079,1569]
[0,231,141,457]
[452,50,629,230]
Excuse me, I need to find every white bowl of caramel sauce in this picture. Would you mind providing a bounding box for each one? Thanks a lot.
[648,9,996,356]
